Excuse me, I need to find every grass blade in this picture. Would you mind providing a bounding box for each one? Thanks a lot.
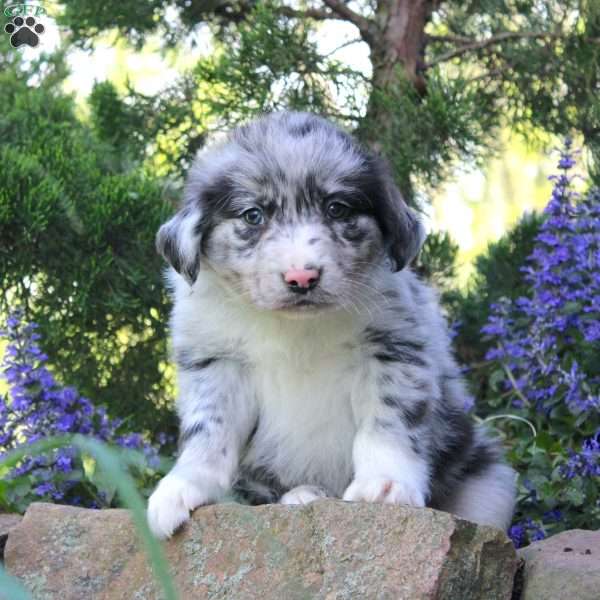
[0,563,32,600]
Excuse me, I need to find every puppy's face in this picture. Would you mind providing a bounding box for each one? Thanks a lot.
[157,112,424,314]
[199,178,385,312]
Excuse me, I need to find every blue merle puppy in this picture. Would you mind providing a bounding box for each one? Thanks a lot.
[147,111,516,538]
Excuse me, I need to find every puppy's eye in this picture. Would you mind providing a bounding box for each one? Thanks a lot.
[242,207,265,226]
[326,201,351,220]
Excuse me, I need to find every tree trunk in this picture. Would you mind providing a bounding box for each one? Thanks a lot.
[371,0,431,93]
[362,0,433,152]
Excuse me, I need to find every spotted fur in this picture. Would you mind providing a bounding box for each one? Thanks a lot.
[147,111,516,539]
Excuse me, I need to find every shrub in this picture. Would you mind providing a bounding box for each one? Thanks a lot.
[451,214,542,360]
[414,230,460,305]
[0,312,170,512]
[481,142,600,546]
[448,213,542,408]
[0,56,177,436]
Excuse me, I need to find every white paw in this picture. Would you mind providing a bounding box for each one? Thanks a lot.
[279,485,328,505]
[147,473,214,539]
[342,478,425,507]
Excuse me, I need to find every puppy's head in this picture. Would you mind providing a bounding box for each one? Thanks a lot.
[157,112,424,312]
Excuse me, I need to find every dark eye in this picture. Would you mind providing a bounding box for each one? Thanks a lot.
[242,207,265,226]
[326,201,351,220]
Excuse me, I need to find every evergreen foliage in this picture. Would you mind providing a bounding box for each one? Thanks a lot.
[414,230,460,305]
[54,0,600,196]
[449,213,543,399]
[0,56,176,435]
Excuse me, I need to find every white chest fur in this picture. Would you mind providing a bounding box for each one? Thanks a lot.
[171,273,374,495]
[244,327,360,495]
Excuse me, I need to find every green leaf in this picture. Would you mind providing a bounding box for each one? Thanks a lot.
[534,431,554,451]
[565,487,586,507]
[563,301,582,315]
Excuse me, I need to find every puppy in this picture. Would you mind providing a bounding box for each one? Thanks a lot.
[147,111,516,538]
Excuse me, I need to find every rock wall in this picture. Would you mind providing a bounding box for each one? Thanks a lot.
[4,501,517,599]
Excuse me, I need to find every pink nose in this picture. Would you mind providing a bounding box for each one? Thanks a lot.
[283,268,320,292]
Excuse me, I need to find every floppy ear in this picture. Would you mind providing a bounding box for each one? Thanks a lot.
[156,206,203,285]
[375,164,426,272]
[385,187,426,272]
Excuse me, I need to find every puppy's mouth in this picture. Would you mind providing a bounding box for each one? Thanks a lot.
[287,299,322,308]
[276,295,335,312]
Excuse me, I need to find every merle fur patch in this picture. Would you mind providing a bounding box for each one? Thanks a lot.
[365,328,426,366]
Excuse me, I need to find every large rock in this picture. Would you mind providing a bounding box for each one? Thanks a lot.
[5,501,516,599]
[517,529,600,600]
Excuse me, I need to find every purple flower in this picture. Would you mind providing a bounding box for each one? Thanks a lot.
[508,518,546,548]
[543,509,563,523]
[583,321,600,343]
[1,312,162,510]
[508,523,526,548]
[34,482,54,496]
[56,413,77,432]
[484,143,600,419]
[558,156,576,170]
[563,431,600,479]
[6,315,20,329]
[117,432,143,449]
[56,453,73,472]
[482,141,600,537]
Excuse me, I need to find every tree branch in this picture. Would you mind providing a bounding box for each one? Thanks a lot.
[323,37,364,57]
[276,6,338,20]
[425,30,600,69]
[426,33,474,45]
[321,0,375,44]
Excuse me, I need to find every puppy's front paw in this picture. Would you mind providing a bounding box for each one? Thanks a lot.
[147,473,214,539]
[342,478,425,507]
[279,485,328,505]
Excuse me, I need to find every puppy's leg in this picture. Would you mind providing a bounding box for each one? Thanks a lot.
[279,485,329,505]
[343,425,429,507]
[344,337,433,507]
[148,359,256,538]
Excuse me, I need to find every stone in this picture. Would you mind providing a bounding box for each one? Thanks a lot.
[5,501,516,599]
[517,529,600,600]
[0,513,22,561]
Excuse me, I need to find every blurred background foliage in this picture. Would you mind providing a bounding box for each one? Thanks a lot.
[0,51,176,435]
[0,0,599,539]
